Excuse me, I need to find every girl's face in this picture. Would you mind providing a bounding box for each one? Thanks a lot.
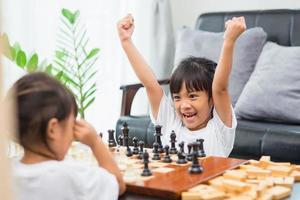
[172,82,213,131]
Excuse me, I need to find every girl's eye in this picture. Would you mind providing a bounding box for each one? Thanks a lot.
[173,95,180,101]
[189,94,198,99]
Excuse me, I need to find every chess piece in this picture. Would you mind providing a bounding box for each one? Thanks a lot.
[141,150,152,176]
[176,151,187,164]
[108,129,116,147]
[154,125,164,153]
[187,143,193,161]
[169,130,177,154]
[179,141,185,154]
[176,142,187,164]
[197,139,206,157]
[162,145,172,163]
[152,142,161,160]
[99,132,103,138]
[188,142,203,174]
[137,141,144,159]
[122,123,132,157]
[132,137,139,155]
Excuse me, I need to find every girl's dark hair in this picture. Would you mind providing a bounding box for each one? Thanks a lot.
[170,57,217,99]
[13,72,78,150]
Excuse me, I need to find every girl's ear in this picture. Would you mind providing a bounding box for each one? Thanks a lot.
[47,118,59,140]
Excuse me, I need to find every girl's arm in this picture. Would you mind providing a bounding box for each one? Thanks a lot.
[212,17,246,127]
[74,120,126,195]
[117,14,163,119]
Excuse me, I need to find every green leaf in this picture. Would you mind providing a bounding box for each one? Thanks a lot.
[55,71,64,80]
[13,42,21,54]
[16,50,27,68]
[62,8,75,24]
[27,53,38,72]
[45,64,53,74]
[83,88,96,100]
[10,47,16,60]
[0,33,13,60]
[73,10,80,23]
[86,48,100,59]
[55,50,66,60]
[83,97,95,111]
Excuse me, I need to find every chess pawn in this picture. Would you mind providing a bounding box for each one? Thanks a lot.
[152,142,161,160]
[141,150,152,176]
[197,139,206,157]
[99,132,103,138]
[132,137,139,155]
[169,130,177,154]
[176,151,187,164]
[137,141,144,159]
[188,142,203,174]
[162,145,172,163]
[177,141,187,164]
[107,129,117,147]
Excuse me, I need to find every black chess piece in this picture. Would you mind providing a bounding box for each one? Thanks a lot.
[162,145,172,163]
[99,132,103,138]
[132,137,139,155]
[154,125,164,153]
[108,129,117,147]
[176,151,187,164]
[152,142,161,160]
[188,142,203,174]
[137,140,144,159]
[169,130,177,154]
[179,141,185,154]
[187,143,193,161]
[141,150,152,176]
[176,142,187,164]
[197,139,206,157]
[122,123,132,157]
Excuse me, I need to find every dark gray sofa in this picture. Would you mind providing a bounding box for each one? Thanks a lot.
[116,9,300,164]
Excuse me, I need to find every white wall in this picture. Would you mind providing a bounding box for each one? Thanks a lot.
[170,0,300,31]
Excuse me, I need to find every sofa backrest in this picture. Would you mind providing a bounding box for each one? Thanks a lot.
[196,9,300,46]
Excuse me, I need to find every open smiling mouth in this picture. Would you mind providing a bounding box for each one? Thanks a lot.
[182,113,197,119]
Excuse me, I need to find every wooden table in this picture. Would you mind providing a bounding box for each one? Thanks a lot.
[122,156,247,200]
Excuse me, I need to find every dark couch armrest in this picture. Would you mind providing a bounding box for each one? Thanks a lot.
[120,79,170,116]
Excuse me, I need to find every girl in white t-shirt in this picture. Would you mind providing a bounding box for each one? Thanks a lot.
[117,14,246,157]
[11,72,125,200]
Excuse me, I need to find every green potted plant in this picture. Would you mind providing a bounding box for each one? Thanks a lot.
[0,8,99,119]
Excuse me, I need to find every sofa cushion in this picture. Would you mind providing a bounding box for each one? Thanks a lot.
[173,27,267,105]
[235,42,300,123]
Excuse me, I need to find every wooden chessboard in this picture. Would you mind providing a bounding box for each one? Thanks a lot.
[112,147,247,200]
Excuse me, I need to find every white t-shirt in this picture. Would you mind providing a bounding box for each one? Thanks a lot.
[151,93,237,157]
[13,160,119,200]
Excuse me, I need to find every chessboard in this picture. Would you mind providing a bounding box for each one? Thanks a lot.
[181,156,300,200]
[113,146,247,200]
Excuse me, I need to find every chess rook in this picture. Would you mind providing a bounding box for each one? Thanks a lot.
[197,139,206,157]
[188,142,203,174]
[107,129,116,147]
[132,137,139,154]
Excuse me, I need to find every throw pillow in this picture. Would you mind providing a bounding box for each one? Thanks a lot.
[235,42,300,123]
[173,27,267,106]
